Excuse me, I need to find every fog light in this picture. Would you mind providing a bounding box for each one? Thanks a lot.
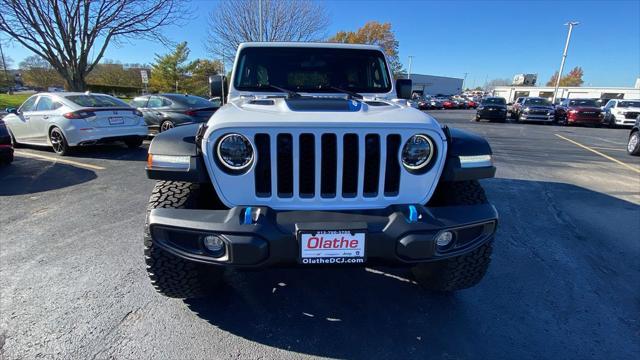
[435,231,454,247]
[202,234,226,256]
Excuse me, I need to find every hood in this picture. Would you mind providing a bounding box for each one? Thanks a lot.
[481,104,507,109]
[569,106,601,112]
[525,105,554,110]
[616,106,640,112]
[205,96,444,135]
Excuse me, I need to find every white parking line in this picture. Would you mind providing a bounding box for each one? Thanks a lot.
[554,134,639,174]
[14,151,106,171]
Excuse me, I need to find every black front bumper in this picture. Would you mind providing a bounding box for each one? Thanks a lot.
[149,204,498,268]
[477,109,507,119]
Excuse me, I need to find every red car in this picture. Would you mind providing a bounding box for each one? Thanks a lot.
[442,100,456,109]
[555,98,604,126]
[466,100,479,109]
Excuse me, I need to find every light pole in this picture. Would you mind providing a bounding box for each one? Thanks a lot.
[462,72,468,93]
[258,0,263,42]
[552,21,579,104]
[407,56,414,80]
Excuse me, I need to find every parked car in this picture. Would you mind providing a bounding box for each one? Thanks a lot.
[130,94,219,134]
[2,92,147,155]
[554,98,604,126]
[602,99,640,128]
[143,42,498,299]
[475,97,508,122]
[442,99,456,109]
[429,98,443,110]
[0,119,14,165]
[417,98,431,110]
[627,116,640,155]
[466,99,479,109]
[511,97,555,122]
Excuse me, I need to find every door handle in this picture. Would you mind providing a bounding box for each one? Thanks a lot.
[43,115,49,119]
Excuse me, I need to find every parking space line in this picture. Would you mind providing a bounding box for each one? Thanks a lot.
[14,151,106,171]
[554,134,639,174]
[590,146,627,152]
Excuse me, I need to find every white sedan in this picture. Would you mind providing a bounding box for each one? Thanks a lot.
[3,92,148,155]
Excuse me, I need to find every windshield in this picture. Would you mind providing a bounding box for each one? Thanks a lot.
[568,99,597,107]
[619,101,640,108]
[234,47,391,94]
[164,94,215,108]
[65,95,129,108]
[482,98,506,105]
[524,98,551,106]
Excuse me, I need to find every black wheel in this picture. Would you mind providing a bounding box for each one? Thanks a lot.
[49,127,71,155]
[415,180,493,292]
[628,131,640,155]
[144,181,225,299]
[475,115,481,122]
[160,120,175,132]
[0,153,13,166]
[124,137,144,148]
[608,116,617,128]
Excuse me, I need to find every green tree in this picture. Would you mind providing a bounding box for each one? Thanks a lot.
[546,66,584,87]
[19,55,64,89]
[86,60,144,88]
[184,59,224,96]
[329,21,403,77]
[149,42,190,93]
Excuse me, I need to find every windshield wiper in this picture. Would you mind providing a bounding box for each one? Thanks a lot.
[319,85,363,99]
[258,84,301,98]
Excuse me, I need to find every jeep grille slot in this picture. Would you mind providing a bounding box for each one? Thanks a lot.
[363,134,381,197]
[342,134,359,198]
[299,134,315,198]
[254,134,271,197]
[384,134,401,196]
[320,134,338,197]
[276,134,293,198]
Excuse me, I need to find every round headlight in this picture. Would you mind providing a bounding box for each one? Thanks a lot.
[401,134,434,170]
[216,133,253,171]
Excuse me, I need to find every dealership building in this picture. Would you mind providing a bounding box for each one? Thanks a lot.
[400,73,464,97]
[492,85,640,103]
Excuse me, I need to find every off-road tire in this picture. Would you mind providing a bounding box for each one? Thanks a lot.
[415,180,493,291]
[144,181,224,298]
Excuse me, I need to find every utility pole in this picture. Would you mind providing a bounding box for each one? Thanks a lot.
[0,41,12,94]
[258,0,263,42]
[552,21,579,104]
[462,72,468,93]
[407,56,414,80]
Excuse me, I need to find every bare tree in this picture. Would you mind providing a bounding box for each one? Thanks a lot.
[0,0,188,91]
[206,0,328,61]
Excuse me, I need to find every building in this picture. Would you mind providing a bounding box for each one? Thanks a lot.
[401,73,464,97]
[492,85,640,103]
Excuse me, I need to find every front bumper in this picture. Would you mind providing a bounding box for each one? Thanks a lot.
[65,125,149,146]
[148,204,498,268]
[520,113,555,122]
[477,109,507,119]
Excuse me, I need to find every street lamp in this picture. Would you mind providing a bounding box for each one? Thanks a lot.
[552,21,579,104]
[407,55,414,80]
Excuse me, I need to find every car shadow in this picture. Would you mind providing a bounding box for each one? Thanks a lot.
[0,156,97,195]
[182,178,640,359]
[15,142,149,162]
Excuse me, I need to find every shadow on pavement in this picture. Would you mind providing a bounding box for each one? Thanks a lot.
[184,179,640,359]
[0,157,97,195]
[15,142,148,162]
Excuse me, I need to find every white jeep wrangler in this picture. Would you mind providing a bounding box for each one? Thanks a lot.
[144,42,498,298]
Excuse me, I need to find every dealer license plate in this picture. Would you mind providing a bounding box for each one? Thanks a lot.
[299,230,365,264]
[109,116,124,125]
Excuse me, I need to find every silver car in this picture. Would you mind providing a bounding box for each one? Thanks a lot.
[3,92,148,155]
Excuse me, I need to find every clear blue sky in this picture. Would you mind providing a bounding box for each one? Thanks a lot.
[2,0,639,87]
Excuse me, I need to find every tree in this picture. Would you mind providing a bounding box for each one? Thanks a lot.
[206,0,328,61]
[149,42,190,93]
[87,60,144,88]
[19,55,63,89]
[0,0,187,91]
[546,66,584,87]
[184,59,224,96]
[329,21,403,76]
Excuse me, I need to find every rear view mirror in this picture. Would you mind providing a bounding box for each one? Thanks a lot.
[5,107,17,114]
[209,75,227,104]
[396,79,412,100]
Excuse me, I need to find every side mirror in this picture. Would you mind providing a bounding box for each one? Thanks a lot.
[506,102,513,106]
[5,107,17,114]
[395,78,412,100]
[209,75,227,104]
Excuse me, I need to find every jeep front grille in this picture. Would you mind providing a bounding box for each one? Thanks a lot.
[253,133,402,199]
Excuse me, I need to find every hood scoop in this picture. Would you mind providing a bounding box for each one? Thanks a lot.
[249,99,275,105]
[285,98,362,112]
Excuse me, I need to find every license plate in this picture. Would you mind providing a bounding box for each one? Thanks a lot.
[299,230,365,264]
[109,116,124,125]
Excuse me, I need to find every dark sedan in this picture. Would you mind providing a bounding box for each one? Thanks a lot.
[0,119,14,165]
[554,98,604,126]
[475,97,508,122]
[628,116,640,155]
[130,94,219,133]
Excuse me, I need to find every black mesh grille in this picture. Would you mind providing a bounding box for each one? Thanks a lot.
[384,134,401,196]
[342,134,359,198]
[276,134,293,198]
[363,134,380,197]
[299,134,315,198]
[254,134,271,197]
[321,134,337,198]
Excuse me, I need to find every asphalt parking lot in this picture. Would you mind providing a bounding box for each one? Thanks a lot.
[1,110,639,360]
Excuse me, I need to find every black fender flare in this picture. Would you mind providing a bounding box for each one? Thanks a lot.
[146,123,211,183]
[440,126,496,181]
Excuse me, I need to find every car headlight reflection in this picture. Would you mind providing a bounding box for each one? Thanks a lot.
[216,133,254,172]
[401,134,434,171]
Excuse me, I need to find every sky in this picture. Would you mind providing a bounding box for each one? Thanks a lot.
[2,0,639,87]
